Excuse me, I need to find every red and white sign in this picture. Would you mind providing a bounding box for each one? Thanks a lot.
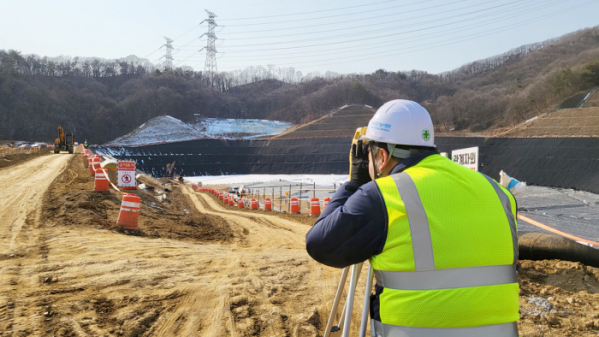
[118,161,136,190]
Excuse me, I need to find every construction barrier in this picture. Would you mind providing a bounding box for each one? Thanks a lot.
[224,195,229,204]
[310,197,321,216]
[116,194,140,230]
[94,171,110,191]
[88,156,99,175]
[290,197,300,214]
[228,198,234,206]
[264,198,272,211]
[323,197,331,208]
[219,192,223,200]
[238,199,244,207]
[251,198,258,210]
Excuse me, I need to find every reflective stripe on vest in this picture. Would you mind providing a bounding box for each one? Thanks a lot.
[392,173,434,271]
[374,264,516,290]
[482,174,519,264]
[372,320,518,337]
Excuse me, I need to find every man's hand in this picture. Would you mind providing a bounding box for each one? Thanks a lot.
[350,139,371,185]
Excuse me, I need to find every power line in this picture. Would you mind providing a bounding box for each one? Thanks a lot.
[221,0,472,35]
[217,0,596,70]
[217,0,400,21]
[217,0,561,62]
[207,0,541,49]
[223,0,431,27]
[197,0,557,55]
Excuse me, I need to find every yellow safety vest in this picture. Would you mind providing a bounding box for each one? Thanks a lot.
[371,154,519,337]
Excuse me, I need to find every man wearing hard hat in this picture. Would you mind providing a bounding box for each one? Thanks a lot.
[306,100,519,336]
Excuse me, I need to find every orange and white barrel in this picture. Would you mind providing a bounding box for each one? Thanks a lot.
[290,197,300,213]
[324,197,331,208]
[88,155,100,176]
[251,198,258,210]
[116,194,140,230]
[238,199,244,207]
[310,197,321,216]
[94,171,110,191]
[264,198,272,211]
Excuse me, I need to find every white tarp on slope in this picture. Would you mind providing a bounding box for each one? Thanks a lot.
[106,115,292,146]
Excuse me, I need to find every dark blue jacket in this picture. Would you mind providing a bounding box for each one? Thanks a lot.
[306,151,439,268]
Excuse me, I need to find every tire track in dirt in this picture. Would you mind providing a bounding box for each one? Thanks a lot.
[183,187,306,250]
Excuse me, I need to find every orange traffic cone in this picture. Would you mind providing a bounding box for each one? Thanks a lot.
[264,198,272,211]
[310,197,321,216]
[290,197,300,214]
[116,194,140,230]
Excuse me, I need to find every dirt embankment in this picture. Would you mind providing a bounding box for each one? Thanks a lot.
[0,149,52,170]
[2,154,599,336]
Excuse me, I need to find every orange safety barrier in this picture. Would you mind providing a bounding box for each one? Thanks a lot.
[228,198,234,206]
[117,194,141,230]
[219,192,223,200]
[323,197,331,208]
[224,195,229,204]
[94,171,110,191]
[310,197,321,216]
[251,198,258,210]
[264,198,272,211]
[290,197,300,213]
[89,154,100,176]
[238,199,244,207]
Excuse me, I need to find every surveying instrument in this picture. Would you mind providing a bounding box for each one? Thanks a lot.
[324,127,374,337]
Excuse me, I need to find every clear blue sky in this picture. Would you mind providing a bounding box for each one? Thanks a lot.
[1,0,598,75]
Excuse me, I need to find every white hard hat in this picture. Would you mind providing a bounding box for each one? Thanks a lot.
[365,99,435,148]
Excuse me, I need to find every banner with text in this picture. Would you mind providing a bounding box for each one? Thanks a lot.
[452,147,479,171]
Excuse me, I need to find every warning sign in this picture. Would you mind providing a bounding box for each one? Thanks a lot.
[451,147,479,171]
[118,161,136,190]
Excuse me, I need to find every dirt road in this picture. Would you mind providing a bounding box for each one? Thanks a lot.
[0,153,71,255]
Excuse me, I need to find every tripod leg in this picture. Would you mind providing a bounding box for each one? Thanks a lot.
[323,267,350,337]
[359,264,374,337]
[341,263,363,337]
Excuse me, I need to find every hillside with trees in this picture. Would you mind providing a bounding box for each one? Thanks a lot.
[1,26,599,144]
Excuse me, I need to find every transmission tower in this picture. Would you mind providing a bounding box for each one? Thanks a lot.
[202,10,218,84]
[160,37,174,71]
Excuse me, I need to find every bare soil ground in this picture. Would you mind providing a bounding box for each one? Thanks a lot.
[0,150,52,169]
[1,154,598,336]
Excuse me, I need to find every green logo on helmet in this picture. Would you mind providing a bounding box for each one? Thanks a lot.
[422,129,431,141]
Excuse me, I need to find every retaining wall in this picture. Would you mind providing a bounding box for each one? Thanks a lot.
[92,136,599,193]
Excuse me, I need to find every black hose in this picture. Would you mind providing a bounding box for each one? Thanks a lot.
[519,231,599,267]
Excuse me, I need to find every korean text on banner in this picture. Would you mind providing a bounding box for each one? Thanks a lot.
[118,161,136,190]
[451,146,479,171]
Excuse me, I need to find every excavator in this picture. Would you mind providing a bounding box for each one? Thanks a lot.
[54,125,74,154]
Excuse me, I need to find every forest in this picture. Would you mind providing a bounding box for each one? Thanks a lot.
[1,26,599,144]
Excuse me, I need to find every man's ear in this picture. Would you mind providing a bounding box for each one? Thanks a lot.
[377,147,388,172]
